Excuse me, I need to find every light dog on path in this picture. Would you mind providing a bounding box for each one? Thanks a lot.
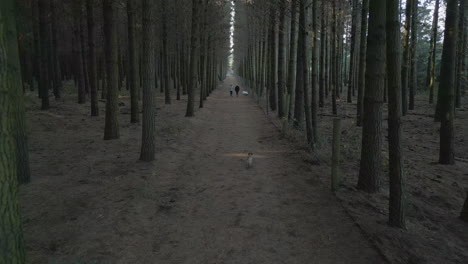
[247,153,254,168]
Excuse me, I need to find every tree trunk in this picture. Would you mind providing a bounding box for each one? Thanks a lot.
[103,0,120,139]
[438,0,458,165]
[127,0,139,122]
[140,0,157,161]
[287,0,300,124]
[409,0,418,111]
[311,0,319,144]
[456,0,466,108]
[50,0,62,99]
[277,0,287,118]
[386,0,406,228]
[0,0,27,260]
[87,0,99,116]
[358,0,386,193]
[356,0,369,126]
[401,0,412,115]
[186,0,201,117]
[427,0,439,104]
[38,0,50,109]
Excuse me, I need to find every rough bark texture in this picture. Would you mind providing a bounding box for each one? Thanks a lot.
[427,0,439,104]
[186,0,201,117]
[127,0,139,122]
[356,0,369,126]
[103,0,120,139]
[277,0,287,118]
[401,0,412,115]
[87,0,99,116]
[38,0,50,110]
[287,0,299,124]
[438,0,458,165]
[358,0,386,193]
[387,0,406,228]
[140,0,156,161]
[0,0,27,261]
[409,0,418,111]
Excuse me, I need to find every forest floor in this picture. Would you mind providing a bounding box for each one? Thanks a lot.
[20,75,467,264]
[21,76,382,264]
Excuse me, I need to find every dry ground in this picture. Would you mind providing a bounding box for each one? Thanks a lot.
[21,76,386,264]
[251,79,468,264]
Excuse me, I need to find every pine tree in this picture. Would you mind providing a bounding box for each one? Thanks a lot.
[438,0,458,165]
[140,0,157,161]
[0,0,27,261]
[103,0,120,139]
[386,0,406,228]
[358,0,386,193]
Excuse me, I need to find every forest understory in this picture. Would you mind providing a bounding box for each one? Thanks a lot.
[254,81,468,264]
[19,77,467,264]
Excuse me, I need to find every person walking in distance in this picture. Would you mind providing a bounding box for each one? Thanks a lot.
[235,85,240,97]
[230,86,233,97]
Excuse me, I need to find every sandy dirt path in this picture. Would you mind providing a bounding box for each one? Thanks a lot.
[132,76,383,264]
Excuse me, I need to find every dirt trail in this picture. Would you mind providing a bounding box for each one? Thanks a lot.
[22,76,383,264]
[130,76,383,264]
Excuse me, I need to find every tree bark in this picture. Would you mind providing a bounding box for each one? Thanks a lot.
[409,0,418,111]
[438,0,458,165]
[427,0,439,104]
[127,0,139,122]
[87,0,99,116]
[186,0,201,117]
[358,0,386,193]
[140,0,157,161]
[401,0,412,115]
[0,0,27,260]
[356,0,369,126]
[103,0,120,139]
[386,0,406,228]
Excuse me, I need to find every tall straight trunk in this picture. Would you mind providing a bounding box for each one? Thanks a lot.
[358,0,386,193]
[287,0,300,123]
[50,0,61,99]
[140,0,156,161]
[427,0,440,104]
[200,0,208,108]
[103,0,120,139]
[32,0,40,95]
[438,0,458,165]
[294,29,304,129]
[87,0,99,116]
[331,0,337,116]
[456,0,466,108]
[127,0,139,122]
[301,0,314,148]
[186,0,201,117]
[311,0,319,144]
[0,0,27,260]
[356,0,369,126]
[347,0,359,104]
[162,0,171,104]
[38,0,50,109]
[269,8,278,111]
[387,0,406,228]
[278,0,287,118]
[74,2,86,104]
[319,3,326,108]
[409,0,418,110]
[401,0,412,115]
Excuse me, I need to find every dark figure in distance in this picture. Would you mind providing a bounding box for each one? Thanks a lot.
[235,85,240,97]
